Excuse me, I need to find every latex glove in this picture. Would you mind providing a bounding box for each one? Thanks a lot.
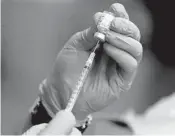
[23,110,81,135]
[42,3,142,120]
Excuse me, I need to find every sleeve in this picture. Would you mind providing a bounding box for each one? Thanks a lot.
[122,93,175,134]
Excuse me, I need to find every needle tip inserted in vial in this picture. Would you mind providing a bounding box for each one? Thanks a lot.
[65,12,114,112]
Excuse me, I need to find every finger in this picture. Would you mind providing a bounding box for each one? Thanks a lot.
[68,26,97,51]
[39,110,76,135]
[106,31,142,62]
[67,12,104,51]
[103,43,138,81]
[109,3,129,19]
[110,18,141,41]
[69,128,82,135]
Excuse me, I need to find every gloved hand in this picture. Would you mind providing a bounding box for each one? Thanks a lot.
[42,3,142,120]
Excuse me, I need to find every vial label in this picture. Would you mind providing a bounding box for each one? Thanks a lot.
[97,12,114,34]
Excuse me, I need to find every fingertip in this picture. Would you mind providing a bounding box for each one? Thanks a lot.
[58,110,76,125]
[73,26,98,50]
[55,110,76,134]
[136,29,141,42]
[38,110,76,135]
[82,26,98,43]
[93,12,104,25]
[70,128,82,135]
[109,3,129,19]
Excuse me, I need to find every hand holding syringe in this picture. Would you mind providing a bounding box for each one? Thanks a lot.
[65,12,115,112]
[27,3,142,135]
[39,2,142,118]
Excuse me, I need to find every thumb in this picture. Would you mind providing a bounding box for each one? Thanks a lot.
[67,26,97,51]
[67,12,105,51]
[38,110,76,135]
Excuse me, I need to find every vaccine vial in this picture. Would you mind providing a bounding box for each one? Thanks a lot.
[94,11,114,42]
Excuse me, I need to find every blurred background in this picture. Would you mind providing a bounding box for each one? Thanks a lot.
[2,0,175,134]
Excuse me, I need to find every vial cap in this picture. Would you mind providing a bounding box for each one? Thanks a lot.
[94,32,105,42]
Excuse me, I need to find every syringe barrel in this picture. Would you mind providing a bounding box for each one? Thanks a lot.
[65,52,96,111]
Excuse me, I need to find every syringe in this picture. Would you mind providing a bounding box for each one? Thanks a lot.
[65,11,114,112]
